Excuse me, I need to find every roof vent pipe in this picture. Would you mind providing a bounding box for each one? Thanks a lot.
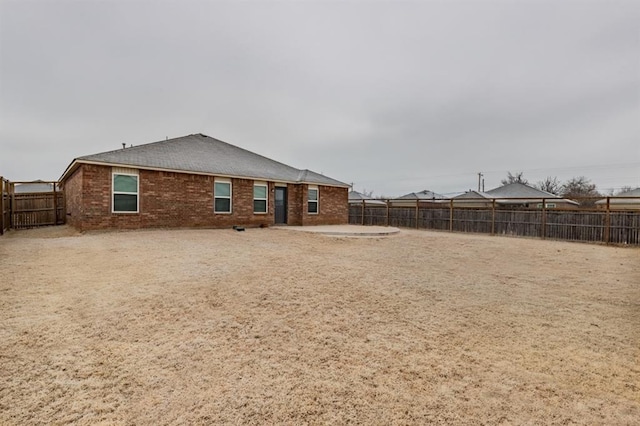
[122,143,126,149]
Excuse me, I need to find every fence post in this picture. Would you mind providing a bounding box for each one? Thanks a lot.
[10,181,15,229]
[449,199,453,232]
[415,200,419,229]
[491,199,496,235]
[386,199,390,227]
[361,199,365,225]
[541,198,547,240]
[604,197,610,245]
[53,181,58,225]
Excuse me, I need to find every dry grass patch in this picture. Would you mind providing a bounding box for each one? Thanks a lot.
[1,226,638,424]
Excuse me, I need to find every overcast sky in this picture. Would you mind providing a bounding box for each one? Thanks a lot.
[1,0,638,196]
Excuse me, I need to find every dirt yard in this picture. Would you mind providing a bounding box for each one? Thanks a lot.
[0,226,638,425]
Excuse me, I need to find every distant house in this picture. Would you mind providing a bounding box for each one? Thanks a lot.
[13,180,58,194]
[348,190,386,206]
[59,133,349,231]
[452,190,492,208]
[595,188,640,210]
[390,189,447,207]
[453,183,578,209]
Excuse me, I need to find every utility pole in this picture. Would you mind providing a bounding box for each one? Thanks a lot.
[478,172,484,192]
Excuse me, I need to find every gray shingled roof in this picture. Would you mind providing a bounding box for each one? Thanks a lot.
[615,187,640,197]
[63,133,348,187]
[348,190,386,205]
[396,189,446,200]
[486,183,562,199]
[484,183,578,205]
[595,187,640,205]
[452,190,491,200]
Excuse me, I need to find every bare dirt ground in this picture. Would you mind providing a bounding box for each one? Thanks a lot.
[1,226,638,425]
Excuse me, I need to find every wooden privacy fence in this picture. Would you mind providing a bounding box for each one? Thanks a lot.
[349,198,640,246]
[0,179,65,233]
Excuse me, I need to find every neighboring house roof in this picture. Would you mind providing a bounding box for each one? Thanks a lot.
[595,188,640,205]
[348,190,386,205]
[618,187,640,196]
[453,190,491,200]
[396,189,446,200]
[60,133,349,187]
[485,182,557,198]
[13,181,57,193]
[452,190,492,206]
[484,183,579,205]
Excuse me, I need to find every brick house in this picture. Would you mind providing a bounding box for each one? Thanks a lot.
[59,133,349,231]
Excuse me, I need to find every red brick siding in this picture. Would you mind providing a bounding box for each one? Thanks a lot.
[301,185,349,225]
[287,184,303,226]
[61,167,84,229]
[63,164,347,230]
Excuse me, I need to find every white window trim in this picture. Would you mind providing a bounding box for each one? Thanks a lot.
[253,182,268,214]
[112,170,139,214]
[308,186,319,215]
[214,179,232,214]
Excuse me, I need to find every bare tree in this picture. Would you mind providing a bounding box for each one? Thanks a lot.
[615,186,635,195]
[561,176,600,205]
[501,171,529,186]
[535,176,562,195]
[603,186,634,196]
[361,189,374,198]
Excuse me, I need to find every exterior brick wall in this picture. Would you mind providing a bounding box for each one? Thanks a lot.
[302,185,349,226]
[63,167,83,229]
[287,184,303,226]
[62,164,348,231]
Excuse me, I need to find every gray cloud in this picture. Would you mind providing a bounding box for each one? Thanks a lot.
[1,0,638,196]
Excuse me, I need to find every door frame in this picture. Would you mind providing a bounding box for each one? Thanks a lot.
[274,186,288,225]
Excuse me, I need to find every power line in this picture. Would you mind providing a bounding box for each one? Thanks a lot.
[482,162,640,176]
[393,161,639,182]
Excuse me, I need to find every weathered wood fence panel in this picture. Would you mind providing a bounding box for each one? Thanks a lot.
[420,208,451,231]
[494,210,542,238]
[0,179,65,233]
[546,210,604,243]
[609,211,640,245]
[452,208,492,233]
[11,192,65,229]
[349,200,640,246]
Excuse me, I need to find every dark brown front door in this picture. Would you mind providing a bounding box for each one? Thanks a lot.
[275,187,287,224]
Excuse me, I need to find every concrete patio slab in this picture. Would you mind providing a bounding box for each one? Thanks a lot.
[274,224,400,237]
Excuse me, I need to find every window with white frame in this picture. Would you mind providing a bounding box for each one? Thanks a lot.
[253,183,268,214]
[308,186,318,214]
[214,179,232,213]
[112,171,139,213]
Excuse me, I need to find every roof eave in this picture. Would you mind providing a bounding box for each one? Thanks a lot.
[299,180,350,188]
[61,159,350,188]
[59,159,82,183]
